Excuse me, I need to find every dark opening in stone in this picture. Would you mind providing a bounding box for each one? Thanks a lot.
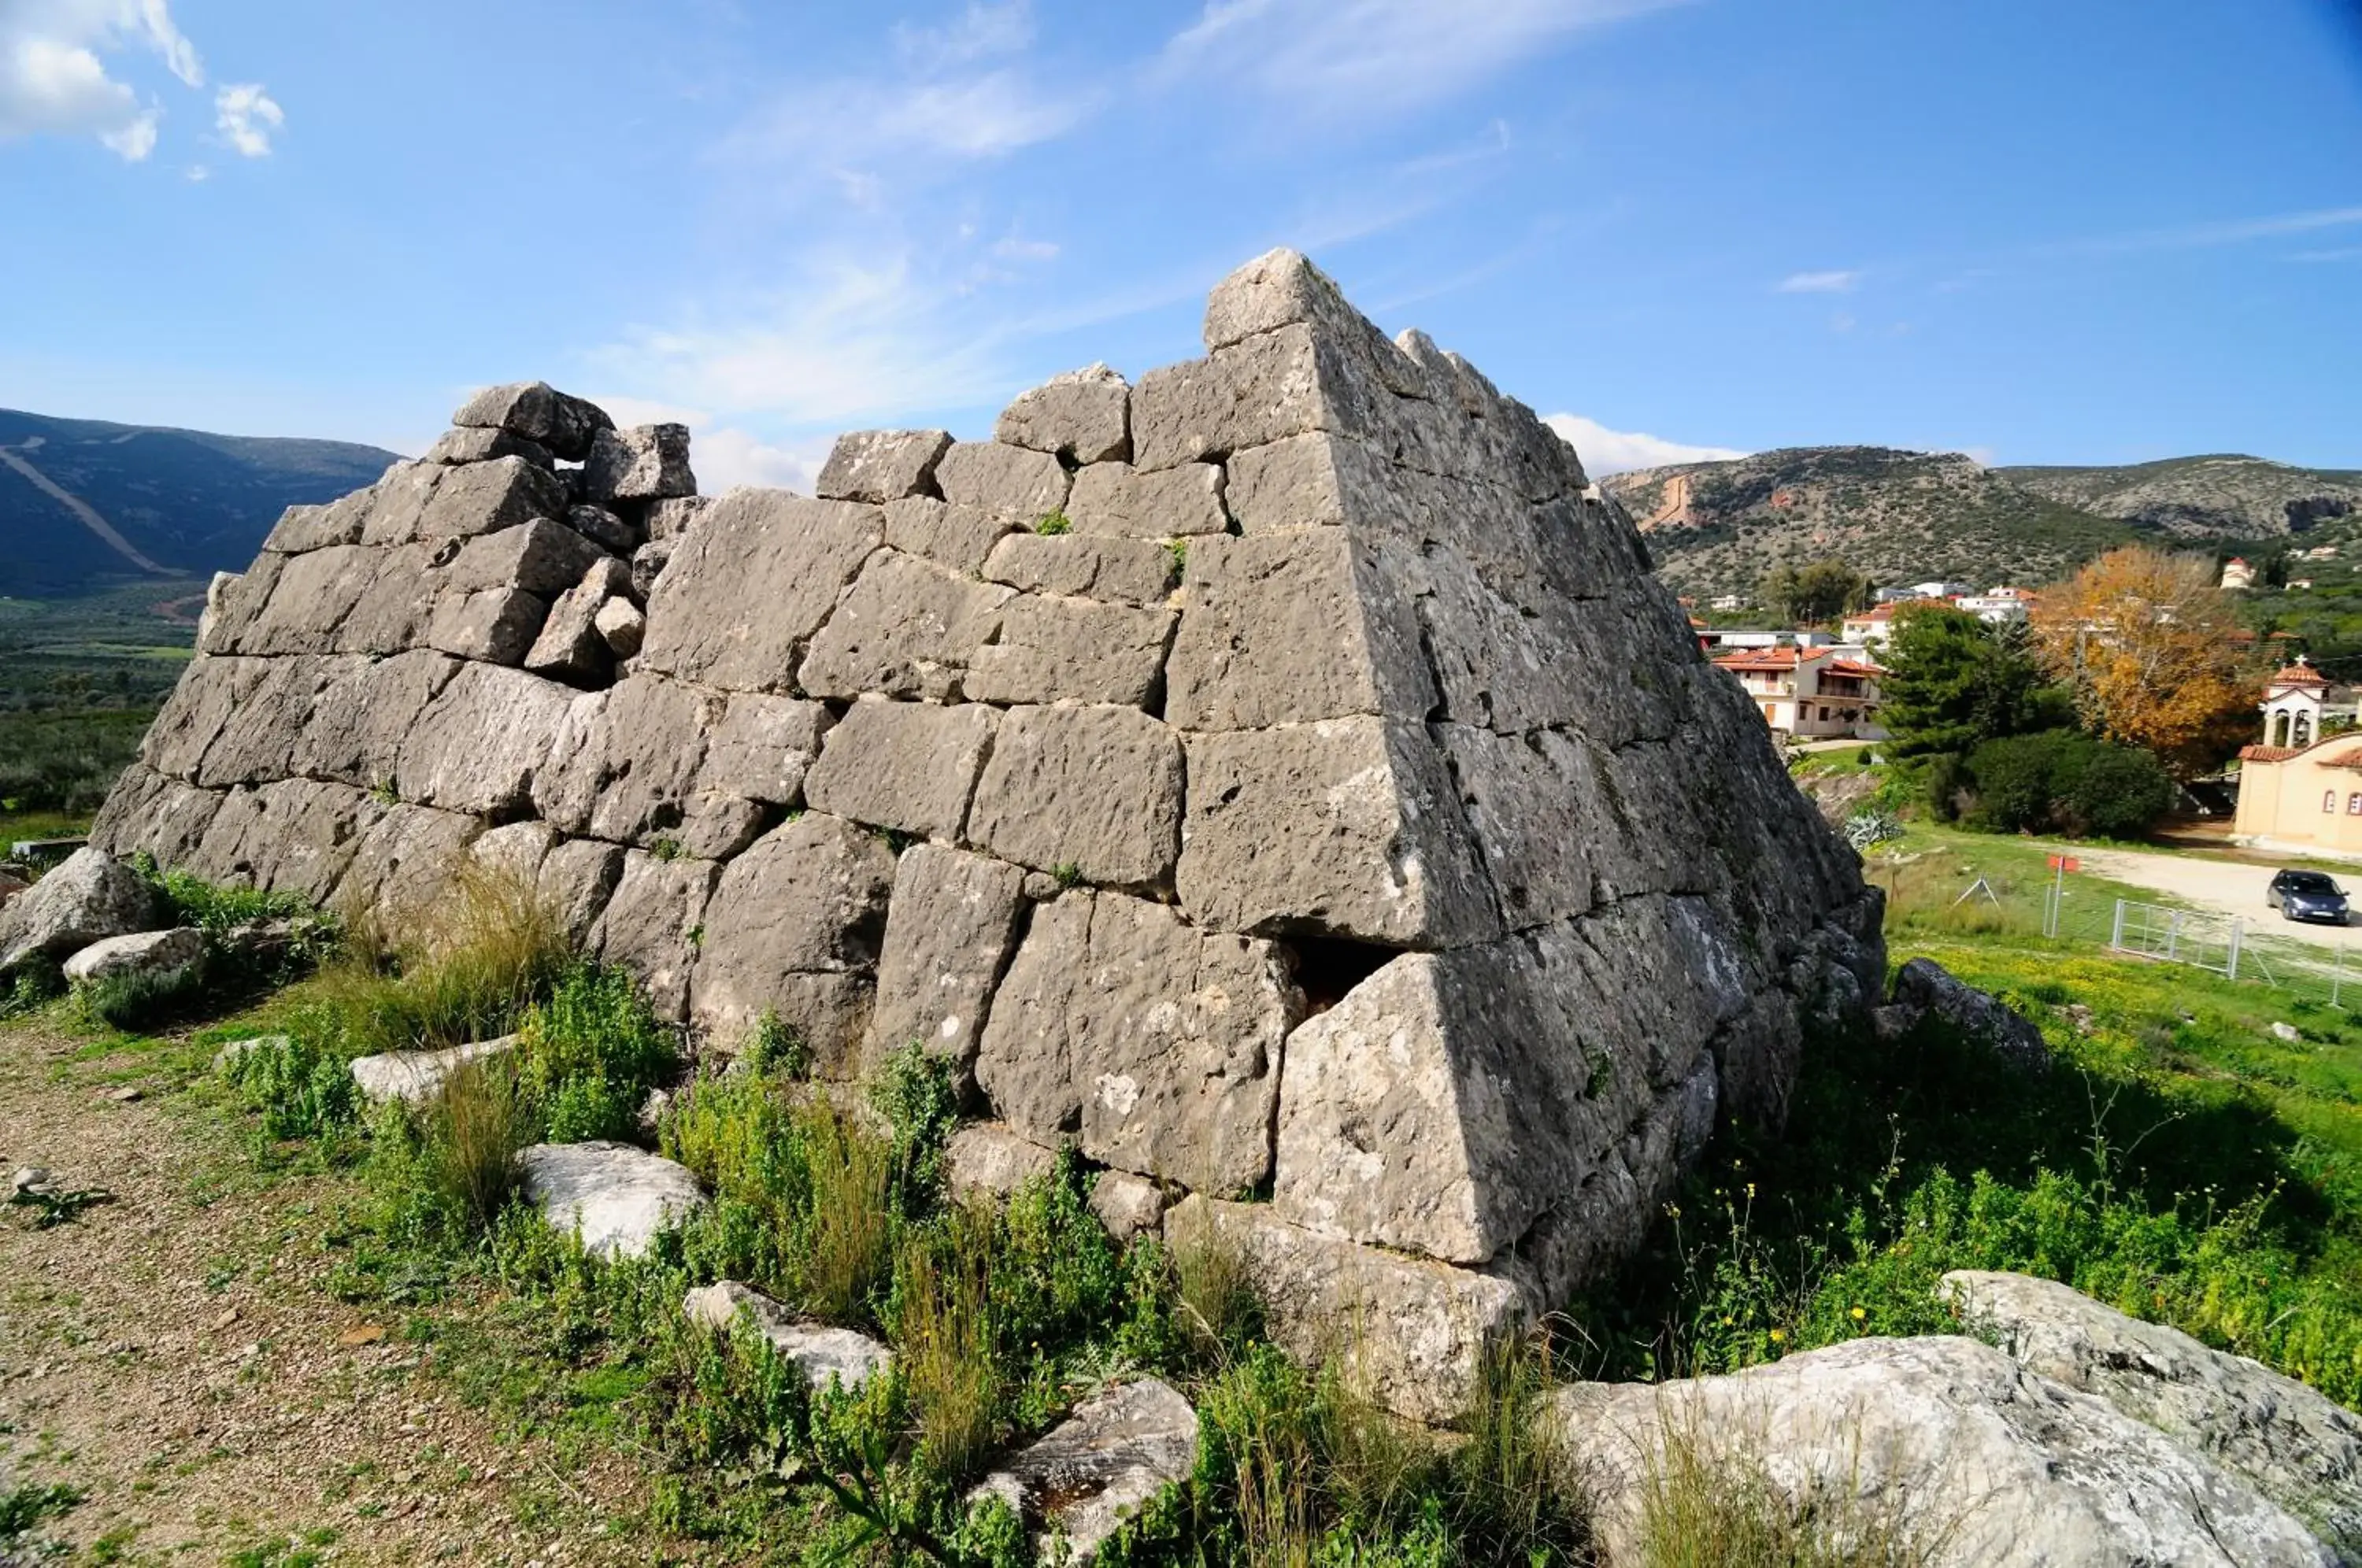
[1284,936,1397,1018]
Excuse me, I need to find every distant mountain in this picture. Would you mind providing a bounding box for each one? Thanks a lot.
[1997,455,2362,540]
[0,408,399,597]
[1603,446,2137,599]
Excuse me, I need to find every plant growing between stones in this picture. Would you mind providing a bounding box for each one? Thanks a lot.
[1033,510,1073,536]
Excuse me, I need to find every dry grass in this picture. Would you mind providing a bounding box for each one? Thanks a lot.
[324,864,568,1056]
[1633,1414,1934,1568]
[1171,1218,1261,1359]
[421,1056,535,1231]
[799,1096,897,1325]
[892,1205,1001,1479]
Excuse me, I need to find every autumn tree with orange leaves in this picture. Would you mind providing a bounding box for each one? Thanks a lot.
[2029,546,2262,778]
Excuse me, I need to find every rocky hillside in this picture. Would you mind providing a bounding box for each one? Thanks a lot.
[1999,454,2362,540]
[1605,446,2135,597]
[0,408,398,597]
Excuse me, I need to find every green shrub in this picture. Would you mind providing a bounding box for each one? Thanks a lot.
[743,1006,812,1078]
[1964,730,2175,838]
[803,1098,899,1324]
[224,1030,361,1140]
[516,961,677,1143]
[868,1043,960,1213]
[70,959,208,1030]
[0,962,63,1018]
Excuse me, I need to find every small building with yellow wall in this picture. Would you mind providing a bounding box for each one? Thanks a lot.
[2232,660,2362,859]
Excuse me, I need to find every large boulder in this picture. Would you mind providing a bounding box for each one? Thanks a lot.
[62,926,205,989]
[969,1379,1198,1563]
[682,1281,892,1390]
[348,1036,518,1106]
[1942,1270,2361,1557]
[516,1142,706,1259]
[1553,1336,2340,1567]
[0,849,163,973]
[1887,957,2051,1072]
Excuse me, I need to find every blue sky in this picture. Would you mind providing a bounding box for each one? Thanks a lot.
[3,0,2358,489]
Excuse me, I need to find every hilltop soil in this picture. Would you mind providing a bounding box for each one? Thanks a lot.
[0,1021,653,1564]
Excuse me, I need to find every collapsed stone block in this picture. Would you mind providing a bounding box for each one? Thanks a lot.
[641,494,712,542]
[802,698,998,843]
[594,596,644,658]
[451,380,613,461]
[583,423,695,502]
[976,891,1295,1193]
[967,704,1182,889]
[0,848,165,974]
[816,429,952,503]
[526,557,635,685]
[995,363,1131,464]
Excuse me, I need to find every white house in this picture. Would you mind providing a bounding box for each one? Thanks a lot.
[1713,646,1886,740]
[1956,586,2035,623]
[2222,557,2256,591]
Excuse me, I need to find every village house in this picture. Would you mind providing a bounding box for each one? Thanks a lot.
[2231,659,2362,859]
[2222,557,2256,591]
[1713,645,1886,741]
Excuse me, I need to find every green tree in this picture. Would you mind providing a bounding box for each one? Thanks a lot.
[1965,730,2177,838]
[1877,605,2067,758]
[1758,559,1871,625]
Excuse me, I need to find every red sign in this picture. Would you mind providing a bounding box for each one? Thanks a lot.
[2048,855,2080,872]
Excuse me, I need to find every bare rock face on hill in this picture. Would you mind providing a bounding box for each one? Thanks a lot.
[87,251,1883,1416]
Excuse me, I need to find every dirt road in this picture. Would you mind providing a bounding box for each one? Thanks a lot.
[2071,845,2362,955]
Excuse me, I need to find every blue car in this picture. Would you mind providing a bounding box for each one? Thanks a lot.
[2268,870,2349,925]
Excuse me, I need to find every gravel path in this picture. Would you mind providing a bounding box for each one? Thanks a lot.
[0,1021,657,1563]
[2069,845,2362,955]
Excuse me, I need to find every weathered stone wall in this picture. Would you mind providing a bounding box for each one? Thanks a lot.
[91,250,1883,1418]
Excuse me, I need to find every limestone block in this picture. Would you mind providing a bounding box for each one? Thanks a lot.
[468,819,557,882]
[517,1141,705,1259]
[683,1282,893,1390]
[935,440,1071,523]
[445,516,609,597]
[333,542,447,656]
[703,692,832,808]
[194,655,349,786]
[1177,718,1500,948]
[295,650,461,790]
[195,554,285,654]
[1940,1270,2361,1551]
[1437,723,1603,928]
[630,538,672,600]
[0,849,165,973]
[1090,1172,1166,1244]
[969,1379,1198,1564]
[594,596,644,658]
[357,463,446,546]
[994,363,1131,464]
[87,767,222,868]
[1554,1337,2339,1568]
[63,926,205,988]
[961,596,1175,709]
[968,704,1183,888]
[192,778,379,903]
[976,891,1294,1193]
[1891,958,2053,1074]
[141,653,255,780]
[1201,246,1366,352]
[1131,323,1396,474]
[1165,1196,1530,1425]
[1164,531,1432,730]
[881,496,1016,575]
[264,486,374,553]
[539,837,626,944]
[415,457,565,542]
[947,1122,1061,1202]
[336,804,484,920]
[533,674,717,844]
[802,699,998,842]
[983,532,1176,607]
[1066,461,1227,539]
[797,549,1013,701]
[242,543,379,654]
[1224,430,1396,533]
[591,850,718,1023]
[525,556,634,685]
[350,1036,517,1105]
[451,381,613,462]
[690,814,894,1060]
[639,489,883,692]
[426,584,549,665]
[642,494,712,541]
[583,423,694,502]
[424,426,551,468]
[816,429,952,504]
[562,503,635,555]
[396,660,572,817]
[866,844,1024,1074]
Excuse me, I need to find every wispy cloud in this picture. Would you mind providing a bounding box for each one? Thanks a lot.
[1775,268,1861,294]
[1544,413,1746,475]
[0,0,205,160]
[2290,246,2362,264]
[213,81,280,157]
[1159,0,1683,122]
[2040,204,2362,258]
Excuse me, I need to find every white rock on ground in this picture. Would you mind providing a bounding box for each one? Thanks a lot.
[213,1034,289,1071]
[0,849,163,972]
[347,1034,518,1105]
[1553,1335,2338,1568]
[969,1378,1198,1563]
[517,1141,706,1259]
[62,926,205,987]
[1942,1270,2361,1558]
[681,1280,892,1390]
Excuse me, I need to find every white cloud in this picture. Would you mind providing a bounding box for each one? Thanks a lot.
[1775,268,1861,294]
[1544,413,1746,475]
[690,427,830,494]
[1161,0,1683,120]
[2047,204,2362,257]
[0,0,204,158]
[213,81,280,156]
[893,2,1035,70]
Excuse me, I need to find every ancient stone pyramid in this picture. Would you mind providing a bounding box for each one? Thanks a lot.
[92,250,1883,1418]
